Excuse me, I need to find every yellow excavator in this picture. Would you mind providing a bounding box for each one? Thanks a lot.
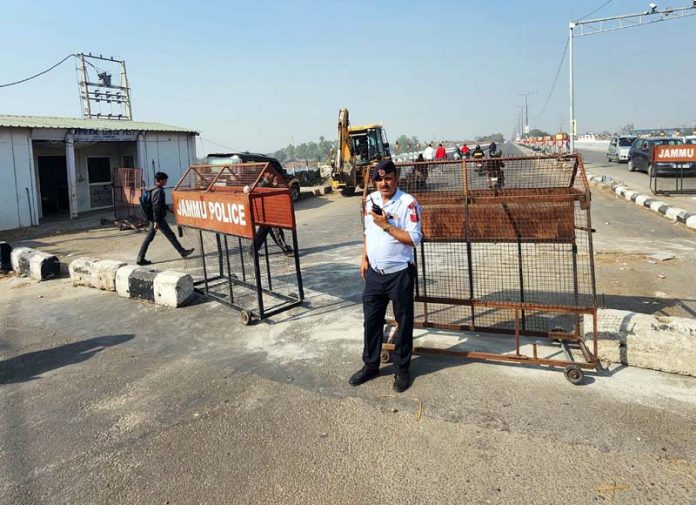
[331,108,391,196]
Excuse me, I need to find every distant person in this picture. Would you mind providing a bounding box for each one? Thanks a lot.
[488,142,497,156]
[472,144,485,159]
[136,172,194,266]
[461,144,470,158]
[423,143,435,161]
[435,143,447,160]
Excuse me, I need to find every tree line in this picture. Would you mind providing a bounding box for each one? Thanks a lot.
[268,132,508,161]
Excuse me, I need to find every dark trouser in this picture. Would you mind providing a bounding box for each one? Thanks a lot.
[253,227,290,253]
[137,218,185,262]
[362,264,416,372]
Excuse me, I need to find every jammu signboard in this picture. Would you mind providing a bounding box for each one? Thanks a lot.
[172,191,254,238]
[652,145,696,163]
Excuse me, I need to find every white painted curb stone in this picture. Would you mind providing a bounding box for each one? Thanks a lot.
[153,270,194,308]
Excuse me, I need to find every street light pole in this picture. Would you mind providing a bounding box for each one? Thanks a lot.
[568,2,696,153]
[569,22,575,151]
[518,91,536,138]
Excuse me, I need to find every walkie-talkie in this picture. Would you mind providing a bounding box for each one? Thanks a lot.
[369,195,383,215]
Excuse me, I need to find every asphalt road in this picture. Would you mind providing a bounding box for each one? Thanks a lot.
[1,162,695,504]
[577,147,696,215]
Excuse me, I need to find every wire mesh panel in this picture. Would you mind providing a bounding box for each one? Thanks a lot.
[179,227,303,319]
[173,162,304,323]
[650,170,696,195]
[383,154,599,380]
[112,167,146,224]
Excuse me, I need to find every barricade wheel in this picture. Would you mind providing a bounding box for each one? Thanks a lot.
[240,310,253,326]
[380,350,392,364]
[564,365,584,385]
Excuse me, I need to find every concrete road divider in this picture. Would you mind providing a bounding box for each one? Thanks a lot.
[0,242,11,272]
[115,265,193,307]
[586,309,696,377]
[69,257,127,291]
[10,246,60,281]
[153,270,194,308]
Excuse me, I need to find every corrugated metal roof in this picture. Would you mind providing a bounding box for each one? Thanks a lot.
[0,115,198,134]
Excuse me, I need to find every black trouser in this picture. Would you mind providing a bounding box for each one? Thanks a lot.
[253,227,290,253]
[137,218,185,262]
[362,264,416,372]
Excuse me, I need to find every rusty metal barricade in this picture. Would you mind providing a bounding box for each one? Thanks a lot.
[650,144,696,195]
[375,154,600,384]
[172,162,304,324]
[109,167,148,230]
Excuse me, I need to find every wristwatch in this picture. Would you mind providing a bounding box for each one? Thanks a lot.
[384,224,391,233]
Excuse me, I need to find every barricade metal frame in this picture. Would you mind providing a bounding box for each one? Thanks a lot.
[173,162,304,324]
[376,154,600,384]
[108,167,148,230]
[649,144,696,195]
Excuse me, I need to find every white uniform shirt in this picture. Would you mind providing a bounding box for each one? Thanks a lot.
[364,188,423,272]
[423,146,435,161]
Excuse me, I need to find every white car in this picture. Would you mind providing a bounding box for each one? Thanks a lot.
[607,135,636,163]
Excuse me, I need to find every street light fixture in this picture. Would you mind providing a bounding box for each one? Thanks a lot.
[568,2,696,152]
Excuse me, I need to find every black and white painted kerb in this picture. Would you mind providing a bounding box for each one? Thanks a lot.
[114,265,194,308]
[9,246,61,280]
[67,256,194,308]
[69,257,127,291]
[586,174,696,230]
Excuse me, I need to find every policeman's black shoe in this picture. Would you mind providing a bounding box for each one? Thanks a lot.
[348,366,379,386]
[393,371,411,393]
[181,248,195,258]
[136,259,152,266]
[283,248,294,257]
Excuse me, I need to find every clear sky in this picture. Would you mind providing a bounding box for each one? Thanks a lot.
[1,0,695,152]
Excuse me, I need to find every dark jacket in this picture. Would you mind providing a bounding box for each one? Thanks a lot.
[151,187,168,221]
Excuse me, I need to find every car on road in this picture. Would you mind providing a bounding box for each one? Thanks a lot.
[606,135,636,163]
[205,152,301,202]
[627,137,695,176]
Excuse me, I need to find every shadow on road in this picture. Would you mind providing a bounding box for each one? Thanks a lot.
[601,294,696,318]
[0,334,135,384]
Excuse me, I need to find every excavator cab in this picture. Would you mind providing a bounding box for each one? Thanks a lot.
[332,108,391,196]
[349,126,390,166]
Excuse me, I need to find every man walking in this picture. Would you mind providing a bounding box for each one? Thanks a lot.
[136,171,194,266]
[349,160,422,393]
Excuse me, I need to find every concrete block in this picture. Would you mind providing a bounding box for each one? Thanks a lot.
[635,194,648,206]
[622,190,636,201]
[665,207,683,221]
[153,270,194,308]
[127,268,159,302]
[686,215,696,230]
[115,265,140,298]
[585,309,696,377]
[10,247,60,280]
[649,200,666,212]
[0,241,12,272]
[69,257,127,291]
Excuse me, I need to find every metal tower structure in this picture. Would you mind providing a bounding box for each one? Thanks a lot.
[76,53,133,120]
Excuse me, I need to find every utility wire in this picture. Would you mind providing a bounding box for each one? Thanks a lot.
[537,37,569,119]
[0,54,75,88]
[576,0,613,21]
[199,137,237,152]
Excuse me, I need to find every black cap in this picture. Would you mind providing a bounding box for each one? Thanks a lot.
[372,159,396,181]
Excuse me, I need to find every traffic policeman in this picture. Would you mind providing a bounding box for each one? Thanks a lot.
[349,159,423,393]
